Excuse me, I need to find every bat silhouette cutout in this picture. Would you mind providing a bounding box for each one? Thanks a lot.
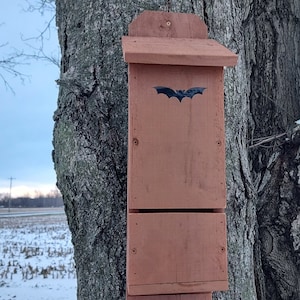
[154,86,206,102]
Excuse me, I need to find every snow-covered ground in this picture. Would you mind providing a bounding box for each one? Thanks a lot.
[0,209,76,300]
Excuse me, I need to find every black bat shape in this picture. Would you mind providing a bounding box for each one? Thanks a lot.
[154,86,206,102]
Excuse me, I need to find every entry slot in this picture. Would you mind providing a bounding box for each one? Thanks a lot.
[129,208,224,213]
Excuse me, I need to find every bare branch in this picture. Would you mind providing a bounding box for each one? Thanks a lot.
[0,49,30,93]
[0,0,58,92]
[248,132,286,149]
[24,0,56,15]
[22,42,60,68]
[21,1,60,67]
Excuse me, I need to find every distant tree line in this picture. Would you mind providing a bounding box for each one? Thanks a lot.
[0,195,63,208]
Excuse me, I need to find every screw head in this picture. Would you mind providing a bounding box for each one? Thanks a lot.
[133,138,139,146]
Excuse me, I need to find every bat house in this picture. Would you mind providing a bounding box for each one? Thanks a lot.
[122,11,238,299]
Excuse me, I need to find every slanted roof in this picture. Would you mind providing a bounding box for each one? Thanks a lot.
[122,36,238,67]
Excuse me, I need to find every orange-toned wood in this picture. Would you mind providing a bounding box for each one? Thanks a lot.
[127,213,228,295]
[122,37,238,67]
[129,11,208,39]
[127,293,212,300]
[128,64,226,210]
[123,10,236,298]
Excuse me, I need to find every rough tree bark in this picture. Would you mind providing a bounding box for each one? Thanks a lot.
[53,0,300,299]
[247,1,300,299]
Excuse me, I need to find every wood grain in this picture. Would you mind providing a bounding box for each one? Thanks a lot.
[128,64,226,210]
[129,10,208,38]
[122,36,238,67]
[127,213,228,295]
[124,10,235,299]
[127,293,212,300]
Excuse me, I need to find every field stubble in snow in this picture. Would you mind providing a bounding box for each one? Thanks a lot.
[0,210,76,300]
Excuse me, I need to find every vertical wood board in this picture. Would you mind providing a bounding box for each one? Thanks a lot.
[127,213,228,295]
[128,64,226,210]
[129,10,208,38]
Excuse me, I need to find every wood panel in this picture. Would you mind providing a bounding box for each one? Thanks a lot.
[122,37,238,67]
[129,10,208,39]
[127,293,212,300]
[128,64,226,210]
[124,11,234,298]
[127,213,228,296]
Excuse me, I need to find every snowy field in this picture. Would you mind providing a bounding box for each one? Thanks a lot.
[0,208,76,300]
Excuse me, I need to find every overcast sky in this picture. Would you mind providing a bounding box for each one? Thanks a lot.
[0,1,59,197]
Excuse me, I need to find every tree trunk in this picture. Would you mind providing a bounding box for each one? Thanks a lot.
[247,1,300,299]
[53,0,300,299]
[204,1,257,299]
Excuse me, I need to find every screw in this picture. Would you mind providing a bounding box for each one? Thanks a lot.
[133,138,139,146]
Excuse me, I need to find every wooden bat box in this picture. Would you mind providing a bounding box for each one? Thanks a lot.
[122,11,238,298]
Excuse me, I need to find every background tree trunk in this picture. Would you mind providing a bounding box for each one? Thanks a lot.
[53,0,300,299]
[247,1,300,299]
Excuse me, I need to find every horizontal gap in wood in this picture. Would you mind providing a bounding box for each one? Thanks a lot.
[129,208,225,213]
